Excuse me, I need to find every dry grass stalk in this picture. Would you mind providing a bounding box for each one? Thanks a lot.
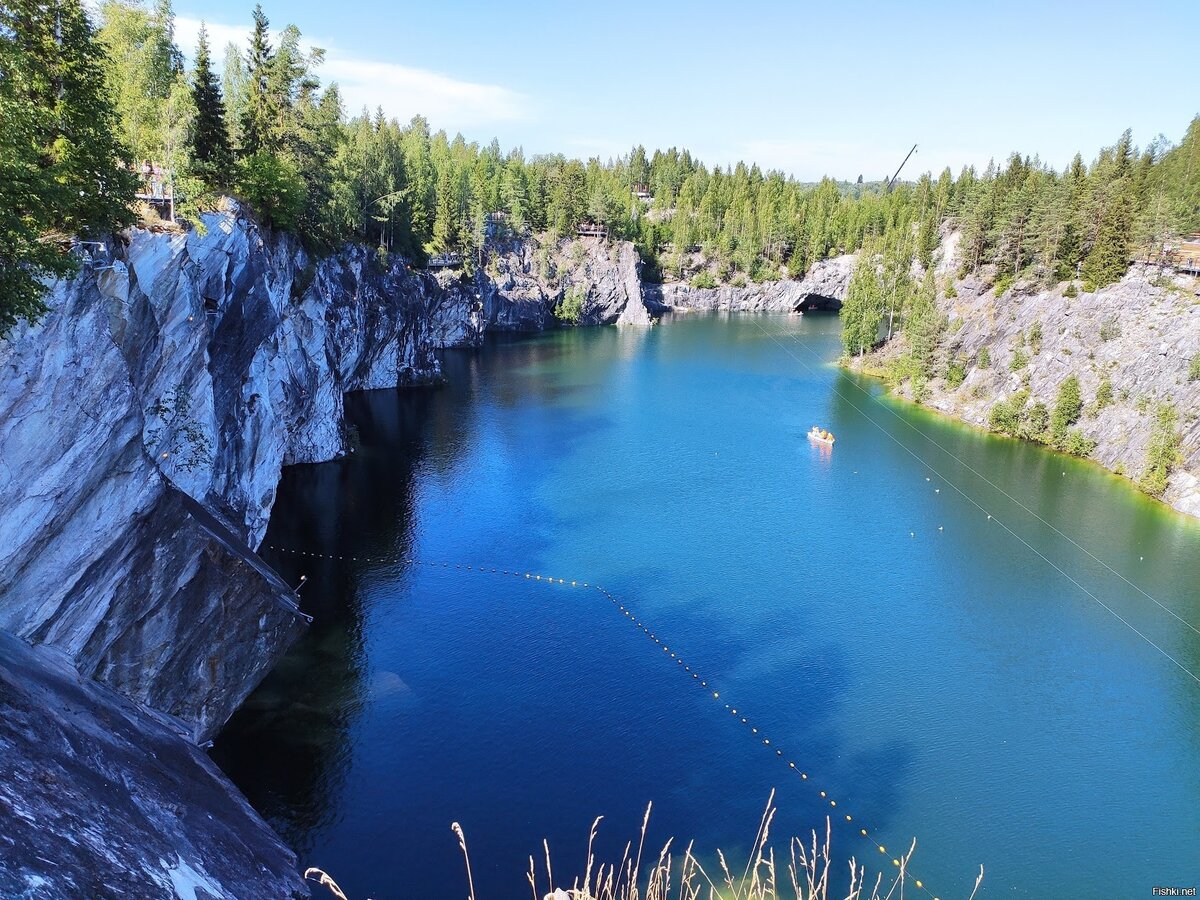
[452,821,477,900]
[310,798,977,900]
[475,795,956,900]
[303,867,350,900]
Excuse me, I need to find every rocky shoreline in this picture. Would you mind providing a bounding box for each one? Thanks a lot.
[854,247,1200,520]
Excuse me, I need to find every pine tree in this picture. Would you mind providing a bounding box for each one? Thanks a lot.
[190,23,232,182]
[0,0,136,334]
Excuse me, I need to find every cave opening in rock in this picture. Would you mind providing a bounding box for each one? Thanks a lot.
[794,294,842,313]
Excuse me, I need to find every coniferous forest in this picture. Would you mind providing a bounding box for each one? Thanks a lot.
[2,0,1199,338]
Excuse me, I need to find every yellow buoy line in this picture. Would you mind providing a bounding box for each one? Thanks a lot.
[265,543,947,899]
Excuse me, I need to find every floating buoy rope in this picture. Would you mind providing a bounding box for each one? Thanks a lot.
[265,542,947,899]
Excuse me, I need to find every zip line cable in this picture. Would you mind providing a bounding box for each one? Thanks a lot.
[746,314,1200,687]
[264,545,950,900]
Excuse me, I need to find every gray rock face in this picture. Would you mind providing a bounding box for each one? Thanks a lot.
[870,256,1200,519]
[650,254,856,313]
[0,250,307,743]
[0,631,308,899]
[479,233,651,328]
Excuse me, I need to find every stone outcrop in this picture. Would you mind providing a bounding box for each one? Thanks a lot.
[0,630,308,899]
[862,244,1200,518]
[648,253,856,313]
[0,206,652,896]
[479,232,651,327]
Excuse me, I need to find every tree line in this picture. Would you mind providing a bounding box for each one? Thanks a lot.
[2,0,1198,338]
[839,122,1200,366]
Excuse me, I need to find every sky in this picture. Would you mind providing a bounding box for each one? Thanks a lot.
[171,0,1199,182]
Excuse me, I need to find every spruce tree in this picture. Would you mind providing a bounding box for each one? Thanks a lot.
[190,23,233,182]
[240,4,274,155]
[1082,187,1133,288]
[904,269,944,375]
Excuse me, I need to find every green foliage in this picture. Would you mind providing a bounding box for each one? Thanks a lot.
[945,356,967,389]
[0,0,136,335]
[556,286,585,323]
[235,151,306,229]
[1023,401,1049,440]
[944,279,957,299]
[840,246,886,357]
[1060,428,1096,458]
[1188,355,1200,382]
[911,373,929,404]
[1063,283,1078,298]
[976,346,991,369]
[145,382,213,472]
[987,379,1095,457]
[1093,377,1113,411]
[10,0,1200,341]
[1099,315,1121,341]
[989,389,1030,437]
[903,269,945,376]
[1028,320,1043,354]
[1009,346,1029,371]
[690,270,717,289]
[1049,375,1083,445]
[1138,404,1183,496]
[97,0,186,165]
[992,273,1014,297]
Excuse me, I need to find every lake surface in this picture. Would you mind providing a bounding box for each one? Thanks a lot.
[214,314,1200,899]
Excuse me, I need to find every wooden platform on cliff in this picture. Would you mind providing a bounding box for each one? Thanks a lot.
[576,223,608,239]
[426,252,463,270]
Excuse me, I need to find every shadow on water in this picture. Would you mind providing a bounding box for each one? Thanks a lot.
[211,387,440,855]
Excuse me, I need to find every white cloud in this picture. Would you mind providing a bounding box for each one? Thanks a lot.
[174,16,530,131]
[325,57,529,128]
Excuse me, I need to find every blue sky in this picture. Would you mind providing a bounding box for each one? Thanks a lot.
[173,0,1199,181]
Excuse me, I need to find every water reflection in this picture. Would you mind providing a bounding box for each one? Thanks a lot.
[211,388,440,855]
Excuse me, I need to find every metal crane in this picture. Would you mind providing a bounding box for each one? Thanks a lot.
[885,144,918,193]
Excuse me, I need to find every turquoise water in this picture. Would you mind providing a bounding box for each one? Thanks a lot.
[214,314,1200,899]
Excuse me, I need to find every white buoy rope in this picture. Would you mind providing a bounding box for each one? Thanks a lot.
[263,543,945,899]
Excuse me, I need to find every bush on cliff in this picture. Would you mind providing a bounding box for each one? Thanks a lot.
[1139,404,1183,496]
[1050,375,1083,445]
[556,286,585,324]
[989,390,1029,437]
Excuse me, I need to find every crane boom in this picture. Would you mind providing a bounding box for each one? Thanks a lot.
[885,144,918,193]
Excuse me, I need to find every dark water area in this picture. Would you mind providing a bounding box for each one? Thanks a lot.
[213,314,1200,899]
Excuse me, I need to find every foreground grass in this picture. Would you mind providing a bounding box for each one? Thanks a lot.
[305,792,983,900]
